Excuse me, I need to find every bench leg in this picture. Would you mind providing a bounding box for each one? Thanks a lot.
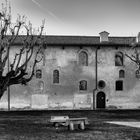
[79,121,85,130]
[53,123,59,127]
[69,122,74,131]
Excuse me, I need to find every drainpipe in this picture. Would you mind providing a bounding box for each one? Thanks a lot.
[93,46,98,110]
[8,49,10,111]
[95,46,98,90]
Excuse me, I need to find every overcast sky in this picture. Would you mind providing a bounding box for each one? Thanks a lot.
[8,0,140,36]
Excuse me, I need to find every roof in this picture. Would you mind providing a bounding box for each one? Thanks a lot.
[12,35,137,46]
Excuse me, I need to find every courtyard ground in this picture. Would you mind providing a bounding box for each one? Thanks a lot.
[0,110,140,140]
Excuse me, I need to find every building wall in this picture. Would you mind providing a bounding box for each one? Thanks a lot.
[0,44,140,110]
[0,46,96,110]
[97,46,140,109]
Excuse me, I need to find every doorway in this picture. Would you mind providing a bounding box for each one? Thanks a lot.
[96,92,106,109]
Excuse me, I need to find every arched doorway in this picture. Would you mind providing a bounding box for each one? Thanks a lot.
[96,92,106,109]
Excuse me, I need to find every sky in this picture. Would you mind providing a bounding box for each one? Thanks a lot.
[4,0,140,36]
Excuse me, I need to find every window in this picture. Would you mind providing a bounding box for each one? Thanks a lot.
[98,80,106,89]
[36,69,42,79]
[116,80,123,91]
[136,69,140,78]
[115,52,124,66]
[119,70,125,78]
[79,80,87,90]
[79,51,88,66]
[37,81,44,92]
[53,70,59,83]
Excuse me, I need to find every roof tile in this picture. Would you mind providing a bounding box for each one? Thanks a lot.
[11,35,137,45]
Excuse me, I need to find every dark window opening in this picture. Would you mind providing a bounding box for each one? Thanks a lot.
[98,80,106,89]
[116,80,123,91]
[119,70,125,78]
[115,52,124,66]
[79,80,87,90]
[136,69,140,78]
[53,70,59,83]
[79,51,88,66]
[36,69,42,79]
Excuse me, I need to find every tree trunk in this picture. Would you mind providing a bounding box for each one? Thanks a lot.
[0,87,4,99]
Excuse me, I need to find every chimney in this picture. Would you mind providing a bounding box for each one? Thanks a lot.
[99,31,109,42]
[137,32,140,43]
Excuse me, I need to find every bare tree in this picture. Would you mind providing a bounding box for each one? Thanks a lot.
[125,47,140,66]
[0,1,45,99]
[125,43,140,77]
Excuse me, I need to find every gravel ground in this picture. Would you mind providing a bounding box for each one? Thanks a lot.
[0,110,140,140]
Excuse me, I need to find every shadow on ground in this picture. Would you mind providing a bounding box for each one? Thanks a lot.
[0,110,140,140]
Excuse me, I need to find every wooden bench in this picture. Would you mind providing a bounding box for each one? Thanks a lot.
[50,116,89,131]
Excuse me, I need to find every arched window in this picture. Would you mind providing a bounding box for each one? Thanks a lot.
[79,80,87,90]
[36,69,42,79]
[37,81,44,92]
[116,80,123,91]
[79,51,88,66]
[53,70,59,83]
[136,69,140,78]
[119,70,125,78]
[115,52,124,66]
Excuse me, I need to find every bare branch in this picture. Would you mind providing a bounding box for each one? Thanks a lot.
[2,44,10,69]
[15,46,25,72]
[125,53,137,63]
[0,1,46,98]
[10,53,19,70]
[18,44,34,71]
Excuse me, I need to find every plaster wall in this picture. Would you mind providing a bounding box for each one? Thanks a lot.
[1,45,140,110]
[97,46,140,109]
[0,46,96,110]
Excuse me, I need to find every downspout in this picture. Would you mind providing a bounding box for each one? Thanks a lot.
[8,48,10,111]
[95,46,98,90]
[93,46,98,110]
